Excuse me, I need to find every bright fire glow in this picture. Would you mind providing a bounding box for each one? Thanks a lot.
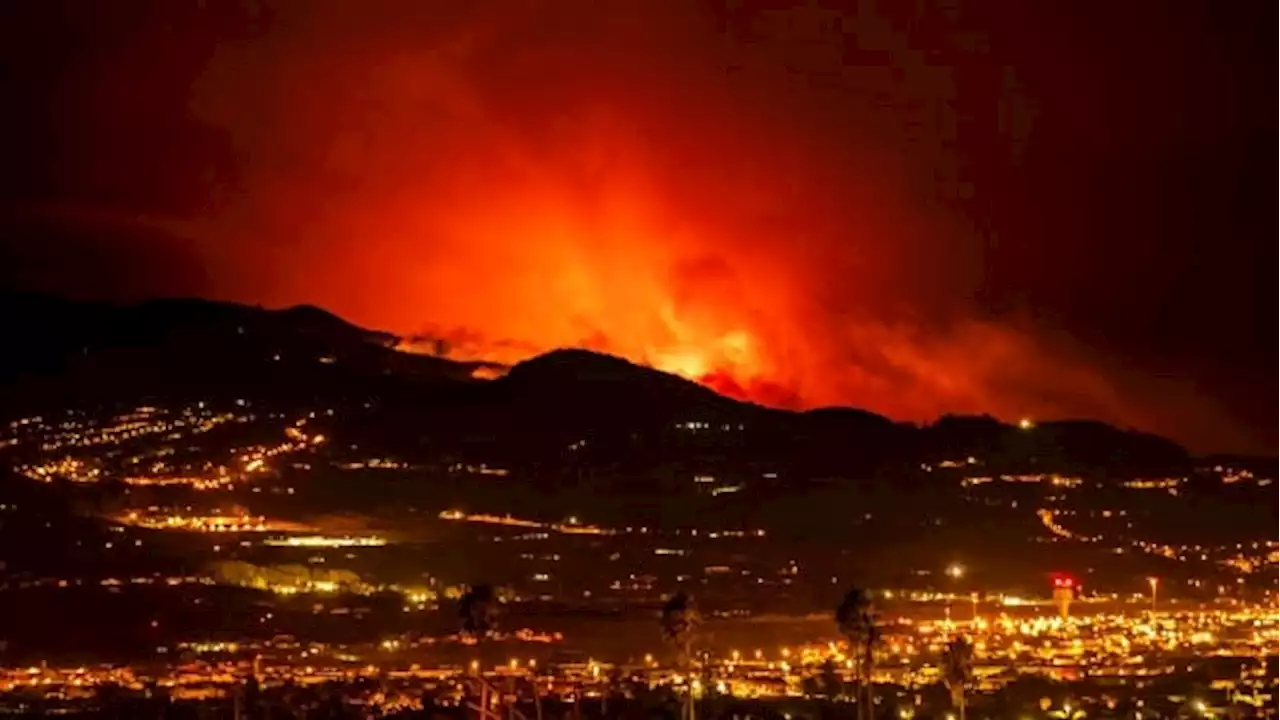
[55,1,1240,448]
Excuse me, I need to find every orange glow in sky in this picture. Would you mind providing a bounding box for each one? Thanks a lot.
[23,0,1257,450]
[161,0,1197,433]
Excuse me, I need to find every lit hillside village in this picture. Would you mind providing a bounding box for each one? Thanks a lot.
[0,403,1274,717]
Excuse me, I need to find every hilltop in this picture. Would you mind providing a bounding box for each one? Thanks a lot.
[0,293,1199,477]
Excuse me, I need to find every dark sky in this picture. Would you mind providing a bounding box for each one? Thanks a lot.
[0,0,1274,453]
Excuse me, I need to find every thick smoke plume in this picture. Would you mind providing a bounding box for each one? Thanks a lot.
[4,0,1265,450]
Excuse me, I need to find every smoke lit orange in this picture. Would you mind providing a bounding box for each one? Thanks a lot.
[171,1,1144,432]
[40,0,1250,450]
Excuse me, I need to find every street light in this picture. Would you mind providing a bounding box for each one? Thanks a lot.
[1147,576,1159,611]
[943,563,965,627]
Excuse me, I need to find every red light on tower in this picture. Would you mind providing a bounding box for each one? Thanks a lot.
[1050,573,1076,619]
[1050,572,1080,589]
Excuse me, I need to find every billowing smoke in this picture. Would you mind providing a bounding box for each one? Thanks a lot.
[2,0,1265,451]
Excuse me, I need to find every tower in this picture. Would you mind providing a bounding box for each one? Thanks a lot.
[1051,575,1075,619]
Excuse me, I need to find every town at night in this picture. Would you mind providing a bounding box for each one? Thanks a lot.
[0,0,1273,718]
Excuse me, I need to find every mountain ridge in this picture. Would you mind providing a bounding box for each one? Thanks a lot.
[0,293,1215,472]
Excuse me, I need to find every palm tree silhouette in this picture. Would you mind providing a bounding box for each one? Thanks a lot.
[942,635,975,720]
[458,584,503,719]
[660,591,702,720]
[836,587,880,720]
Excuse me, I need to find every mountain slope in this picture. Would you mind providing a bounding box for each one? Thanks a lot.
[0,293,1193,474]
[0,293,482,409]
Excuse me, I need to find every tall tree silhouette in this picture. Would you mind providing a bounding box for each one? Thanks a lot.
[660,591,701,720]
[942,635,975,720]
[458,584,504,718]
[836,587,880,720]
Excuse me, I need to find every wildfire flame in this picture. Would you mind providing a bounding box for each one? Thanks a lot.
[22,0,1250,449]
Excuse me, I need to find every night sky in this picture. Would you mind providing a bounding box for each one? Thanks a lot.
[0,0,1273,453]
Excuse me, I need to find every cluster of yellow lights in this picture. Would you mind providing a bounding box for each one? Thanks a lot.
[337,458,410,470]
[445,463,510,476]
[438,510,613,536]
[9,404,240,455]
[4,405,332,493]
[261,535,387,548]
[121,474,235,490]
[1038,509,1278,574]
[1122,478,1183,490]
[0,602,1271,711]
[235,422,325,474]
[963,474,1084,488]
[440,510,768,542]
[116,510,303,534]
[17,457,100,484]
